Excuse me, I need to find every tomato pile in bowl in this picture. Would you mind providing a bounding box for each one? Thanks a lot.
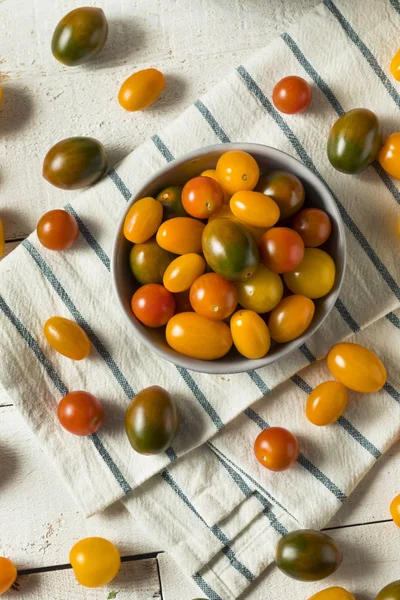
[112,143,346,374]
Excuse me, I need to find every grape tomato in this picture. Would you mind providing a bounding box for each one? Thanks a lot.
[44,316,91,360]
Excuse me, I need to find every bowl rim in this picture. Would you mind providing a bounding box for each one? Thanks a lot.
[111,142,347,375]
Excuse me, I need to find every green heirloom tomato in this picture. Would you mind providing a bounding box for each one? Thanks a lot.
[276,529,342,581]
[202,218,259,281]
[376,580,400,599]
[43,137,108,190]
[327,108,381,174]
[130,238,175,285]
[256,170,304,219]
[125,386,179,455]
[156,186,188,220]
[52,7,108,66]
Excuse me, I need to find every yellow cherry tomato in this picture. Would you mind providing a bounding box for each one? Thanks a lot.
[201,169,230,203]
[268,295,315,343]
[208,204,267,243]
[163,253,206,293]
[306,381,348,426]
[390,49,400,81]
[235,264,283,313]
[230,310,270,359]
[156,217,205,255]
[390,493,400,527]
[308,587,355,600]
[327,342,387,393]
[0,557,17,595]
[230,191,280,228]
[216,150,260,196]
[283,248,336,299]
[44,316,91,360]
[118,68,165,111]
[123,197,163,244]
[70,537,120,588]
[0,217,4,257]
[166,312,232,360]
[379,133,400,180]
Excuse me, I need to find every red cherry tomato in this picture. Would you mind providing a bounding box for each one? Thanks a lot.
[254,427,299,471]
[182,176,224,218]
[189,273,237,320]
[58,391,104,436]
[292,208,332,247]
[259,227,304,273]
[37,209,79,251]
[272,76,312,114]
[131,284,176,327]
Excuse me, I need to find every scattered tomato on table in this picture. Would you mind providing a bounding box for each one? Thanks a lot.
[390,493,400,527]
[0,557,17,595]
[272,76,312,114]
[118,68,165,111]
[70,537,120,587]
[254,427,299,471]
[308,587,355,599]
[379,133,400,180]
[37,209,79,251]
[376,580,400,600]
[58,391,104,436]
[327,342,387,393]
[390,49,400,80]
[44,316,91,360]
[306,381,348,426]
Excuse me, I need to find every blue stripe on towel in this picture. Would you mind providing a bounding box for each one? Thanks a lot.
[108,168,132,201]
[192,573,223,600]
[194,100,230,143]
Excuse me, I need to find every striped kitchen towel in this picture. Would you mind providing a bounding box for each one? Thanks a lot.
[1,0,400,597]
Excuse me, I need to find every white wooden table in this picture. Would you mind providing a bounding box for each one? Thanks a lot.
[1,0,399,598]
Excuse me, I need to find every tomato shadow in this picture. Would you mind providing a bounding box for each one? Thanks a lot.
[149,73,189,112]
[0,209,31,242]
[107,144,133,169]
[0,84,34,135]
[100,400,127,438]
[171,391,210,454]
[0,439,20,491]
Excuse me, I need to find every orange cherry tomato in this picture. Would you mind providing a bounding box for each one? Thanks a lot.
[58,391,104,436]
[44,316,91,360]
[0,217,4,258]
[118,68,165,111]
[166,312,232,359]
[292,208,332,247]
[70,537,120,588]
[272,76,312,114]
[124,197,163,244]
[268,295,315,343]
[390,49,400,81]
[216,150,260,196]
[283,248,335,298]
[156,217,205,255]
[208,204,267,243]
[0,557,17,595]
[189,273,237,320]
[230,191,280,228]
[163,253,206,293]
[230,310,271,359]
[306,381,348,426]
[37,209,79,251]
[390,493,400,527]
[235,264,283,313]
[131,283,175,328]
[254,427,300,471]
[327,342,387,393]
[379,133,400,180]
[182,176,224,218]
[201,169,230,203]
[308,587,355,600]
[259,227,305,274]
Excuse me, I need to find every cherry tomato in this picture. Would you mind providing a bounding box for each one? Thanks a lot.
[259,227,305,274]
[118,68,165,111]
[235,264,283,313]
[58,391,104,436]
[216,150,260,195]
[0,217,4,257]
[189,273,237,320]
[390,493,400,527]
[379,133,400,180]
[272,76,312,114]
[376,581,400,600]
[256,170,305,219]
[163,253,206,293]
[308,588,355,600]
[156,217,205,255]
[292,208,332,247]
[70,537,120,588]
[44,316,91,360]
[306,381,348,426]
[0,557,17,595]
[131,283,175,328]
[173,290,193,313]
[182,176,224,218]
[230,310,270,359]
[130,237,175,285]
[209,204,267,243]
[327,342,387,393]
[201,169,231,203]
[230,191,280,228]
[156,186,187,220]
[37,209,79,251]
[390,49,400,81]
[123,197,163,244]
[166,312,232,359]
[254,427,299,471]
[283,248,335,298]
[268,295,315,343]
